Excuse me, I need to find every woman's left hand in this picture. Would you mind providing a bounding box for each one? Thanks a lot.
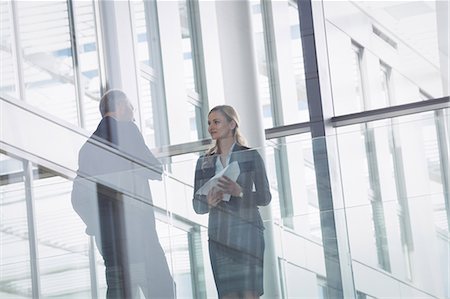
[217,176,242,197]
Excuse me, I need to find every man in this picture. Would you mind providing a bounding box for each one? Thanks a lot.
[71,90,175,298]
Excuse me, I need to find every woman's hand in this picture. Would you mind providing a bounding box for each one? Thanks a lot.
[207,186,223,207]
[217,176,242,197]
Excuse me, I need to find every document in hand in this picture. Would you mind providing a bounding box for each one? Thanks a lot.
[195,161,241,201]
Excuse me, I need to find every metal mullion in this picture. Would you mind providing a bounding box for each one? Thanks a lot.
[265,121,311,140]
[140,63,157,81]
[88,236,99,299]
[92,0,106,94]
[143,0,170,148]
[186,0,208,139]
[67,0,86,128]
[128,0,146,132]
[10,0,26,101]
[273,139,294,227]
[331,96,450,127]
[434,109,450,232]
[260,0,284,127]
[298,0,356,297]
[187,226,206,299]
[23,160,41,298]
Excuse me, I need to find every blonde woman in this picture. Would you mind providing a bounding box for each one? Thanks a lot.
[193,105,271,299]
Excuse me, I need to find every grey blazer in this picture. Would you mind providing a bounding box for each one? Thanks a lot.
[193,144,271,258]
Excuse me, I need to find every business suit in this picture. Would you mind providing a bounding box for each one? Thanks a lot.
[72,116,174,299]
[193,144,271,297]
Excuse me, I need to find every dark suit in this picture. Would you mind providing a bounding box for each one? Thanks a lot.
[72,116,175,299]
[193,144,271,296]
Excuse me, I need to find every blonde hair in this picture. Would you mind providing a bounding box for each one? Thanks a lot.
[206,105,247,156]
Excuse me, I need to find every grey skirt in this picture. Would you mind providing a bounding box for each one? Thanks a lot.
[209,239,264,298]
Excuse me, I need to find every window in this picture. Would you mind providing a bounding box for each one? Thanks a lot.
[252,0,309,128]
[1,1,103,130]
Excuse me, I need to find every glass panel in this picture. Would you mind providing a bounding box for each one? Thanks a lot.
[16,1,78,125]
[179,0,203,140]
[139,76,157,149]
[251,2,273,128]
[178,0,196,93]
[338,111,449,297]
[0,154,32,298]
[73,0,102,132]
[0,1,18,99]
[266,134,320,239]
[287,2,308,123]
[164,225,194,298]
[33,169,100,297]
[133,0,153,68]
[132,1,171,147]
[251,1,309,128]
[324,0,449,115]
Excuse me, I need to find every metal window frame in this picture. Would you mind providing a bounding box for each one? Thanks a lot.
[66,0,86,128]
[184,0,209,139]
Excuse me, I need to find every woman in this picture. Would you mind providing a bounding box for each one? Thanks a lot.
[193,105,271,299]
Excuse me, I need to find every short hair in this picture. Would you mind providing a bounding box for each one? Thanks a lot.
[99,89,128,117]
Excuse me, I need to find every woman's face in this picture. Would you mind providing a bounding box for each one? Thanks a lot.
[208,111,235,141]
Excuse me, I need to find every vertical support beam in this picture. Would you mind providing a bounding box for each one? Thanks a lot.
[215,1,281,297]
[88,236,99,299]
[297,0,355,297]
[435,110,450,232]
[435,0,449,95]
[10,0,26,101]
[23,161,41,298]
[141,0,170,147]
[66,0,86,128]
[188,226,207,299]
[96,3,140,298]
[92,0,107,94]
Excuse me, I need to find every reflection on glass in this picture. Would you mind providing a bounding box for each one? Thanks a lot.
[325,0,448,115]
[72,90,175,298]
[351,43,365,111]
[266,134,320,240]
[33,171,98,297]
[338,111,448,296]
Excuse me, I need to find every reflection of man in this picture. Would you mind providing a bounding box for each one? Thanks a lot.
[71,90,175,298]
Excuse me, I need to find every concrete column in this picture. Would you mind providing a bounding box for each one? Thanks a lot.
[215,1,281,297]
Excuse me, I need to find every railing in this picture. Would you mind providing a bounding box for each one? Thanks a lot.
[1,108,449,298]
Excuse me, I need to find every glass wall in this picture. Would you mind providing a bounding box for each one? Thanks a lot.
[1,0,448,298]
[337,110,449,298]
[251,0,309,128]
[323,0,448,115]
[0,0,102,130]
[2,111,447,297]
[0,154,32,298]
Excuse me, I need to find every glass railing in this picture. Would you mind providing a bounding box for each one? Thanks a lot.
[1,108,448,298]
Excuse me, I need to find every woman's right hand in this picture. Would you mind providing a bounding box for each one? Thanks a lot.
[207,186,223,208]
